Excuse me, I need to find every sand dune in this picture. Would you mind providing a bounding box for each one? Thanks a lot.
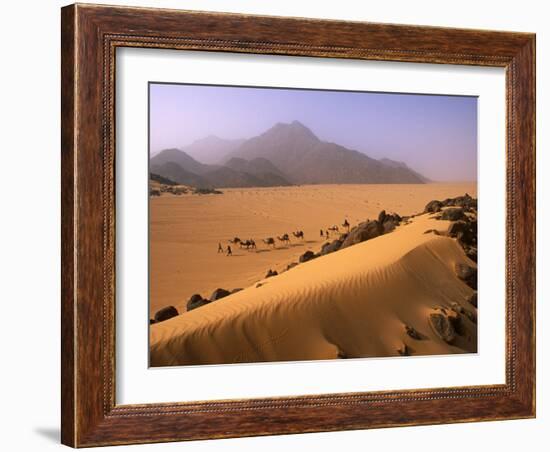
[149,183,476,316]
[150,212,477,366]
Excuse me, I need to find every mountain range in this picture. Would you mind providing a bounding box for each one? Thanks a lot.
[150,121,429,188]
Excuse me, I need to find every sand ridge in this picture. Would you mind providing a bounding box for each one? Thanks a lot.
[150,212,477,366]
[149,183,476,316]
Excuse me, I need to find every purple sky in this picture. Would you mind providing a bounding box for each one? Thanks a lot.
[149,83,477,181]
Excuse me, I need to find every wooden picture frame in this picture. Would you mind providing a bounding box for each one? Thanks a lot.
[61,3,536,447]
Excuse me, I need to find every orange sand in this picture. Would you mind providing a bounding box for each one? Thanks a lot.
[150,183,476,316]
[150,187,477,366]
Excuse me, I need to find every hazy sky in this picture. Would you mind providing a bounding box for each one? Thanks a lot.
[149,83,477,181]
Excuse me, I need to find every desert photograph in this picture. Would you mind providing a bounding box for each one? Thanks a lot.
[148,84,478,367]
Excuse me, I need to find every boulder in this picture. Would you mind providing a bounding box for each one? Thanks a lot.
[154,305,179,322]
[149,318,157,325]
[440,207,466,221]
[465,246,478,263]
[463,309,478,324]
[378,210,387,223]
[429,313,456,343]
[397,343,410,356]
[299,250,317,263]
[340,220,382,249]
[286,262,298,271]
[382,219,397,233]
[337,349,349,359]
[450,302,466,316]
[210,288,231,300]
[320,239,343,255]
[405,325,422,340]
[265,269,278,278]
[447,220,477,247]
[424,200,443,213]
[451,193,477,209]
[448,312,466,335]
[231,288,243,294]
[378,211,402,234]
[187,294,209,311]
[447,220,468,237]
[455,263,477,289]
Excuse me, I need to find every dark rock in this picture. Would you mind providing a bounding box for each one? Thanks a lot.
[463,309,478,324]
[465,247,478,263]
[188,293,202,304]
[320,239,343,255]
[210,288,231,300]
[448,220,477,247]
[467,292,478,308]
[448,220,468,237]
[397,343,410,356]
[337,349,349,359]
[299,250,317,263]
[265,269,278,278]
[187,294,209,311]
[286,262,298,271]
[154,305,179,322]
[451,193,477,209]
[449,313,466,335]
[429,313,456,343]
[450,302,465,315]
[149,318,157,325]
[231,288,243,294]
[380,212,401,234]
[425,200,443,213]
[382,219,397,233]
[340,220,382,249]
[455,263,477,289]
[378,210,387,223]
[440,207,466,221]
[423,229,440,235]
[405,325,422,340]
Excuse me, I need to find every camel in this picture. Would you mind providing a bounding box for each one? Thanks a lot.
[228,237,241,245]
[328,225,339,233]
[293,230,305,240]
[277,234,291,245]
[263,237,276,248]
[241,239,257,250]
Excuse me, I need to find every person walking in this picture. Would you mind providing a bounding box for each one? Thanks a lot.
[217,242,224,253]
[226,245,232,256]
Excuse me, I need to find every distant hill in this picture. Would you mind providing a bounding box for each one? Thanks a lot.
[150,121,429,188]
[379,158,430,183]
[150,172,178,186]
[150,161,210,188]
[224,157,291,186]
[151,151,291,188]
[179,135,245,164]
[226,121,427,184]
[151,148,213,175]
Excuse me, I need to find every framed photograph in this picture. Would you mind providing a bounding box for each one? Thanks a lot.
[61,3,535,447]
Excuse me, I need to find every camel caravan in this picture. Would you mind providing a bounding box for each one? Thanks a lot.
[219,218,353,256]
